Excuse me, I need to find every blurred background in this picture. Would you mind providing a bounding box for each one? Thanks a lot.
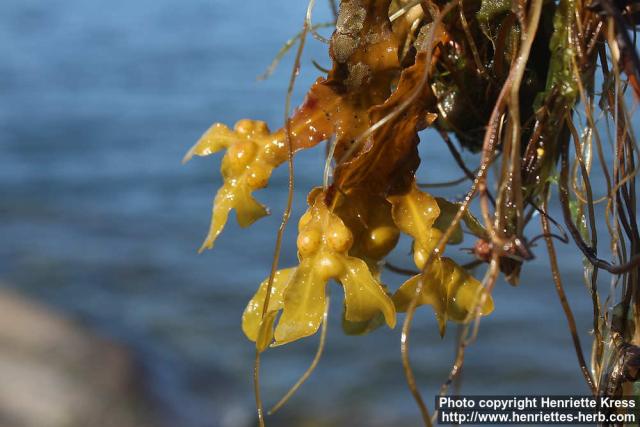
[0,0,597,426]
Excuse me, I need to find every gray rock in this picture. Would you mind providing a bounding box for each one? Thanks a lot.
[0,288,159,427]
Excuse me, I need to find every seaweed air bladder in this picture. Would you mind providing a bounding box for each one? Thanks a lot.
[184,0,640,425]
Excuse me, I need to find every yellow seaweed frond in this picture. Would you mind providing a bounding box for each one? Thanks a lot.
[184,120,287,251]
[242,189,396,348]
[333,188,400,270]
[242,268,295,344]
[388,181,493,336]
[393,257,494,337]
[388,181,441,256]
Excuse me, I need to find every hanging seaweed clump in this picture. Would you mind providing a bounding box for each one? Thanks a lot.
[185,0,640,425]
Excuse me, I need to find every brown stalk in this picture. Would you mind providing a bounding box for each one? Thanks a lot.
[541,186,597,393]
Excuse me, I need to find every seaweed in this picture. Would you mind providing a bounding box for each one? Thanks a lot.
[185,0,640,424]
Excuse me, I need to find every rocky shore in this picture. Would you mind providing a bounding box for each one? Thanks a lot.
[0,288,160,427]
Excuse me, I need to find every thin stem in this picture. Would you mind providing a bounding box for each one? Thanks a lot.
[390,0,423,22]
[541,187,597,393]
[559,128,640,274]
[399,3,462,425]
[253,8,310,427]
[384,261,420,276]
[269,296,330,414]
[306,0,331,43]
[258,22,333,81]
[458,0,487,78]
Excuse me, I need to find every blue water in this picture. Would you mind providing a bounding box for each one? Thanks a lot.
[0,1,599,426]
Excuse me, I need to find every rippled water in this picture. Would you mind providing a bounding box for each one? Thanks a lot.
[0,1,598,426]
